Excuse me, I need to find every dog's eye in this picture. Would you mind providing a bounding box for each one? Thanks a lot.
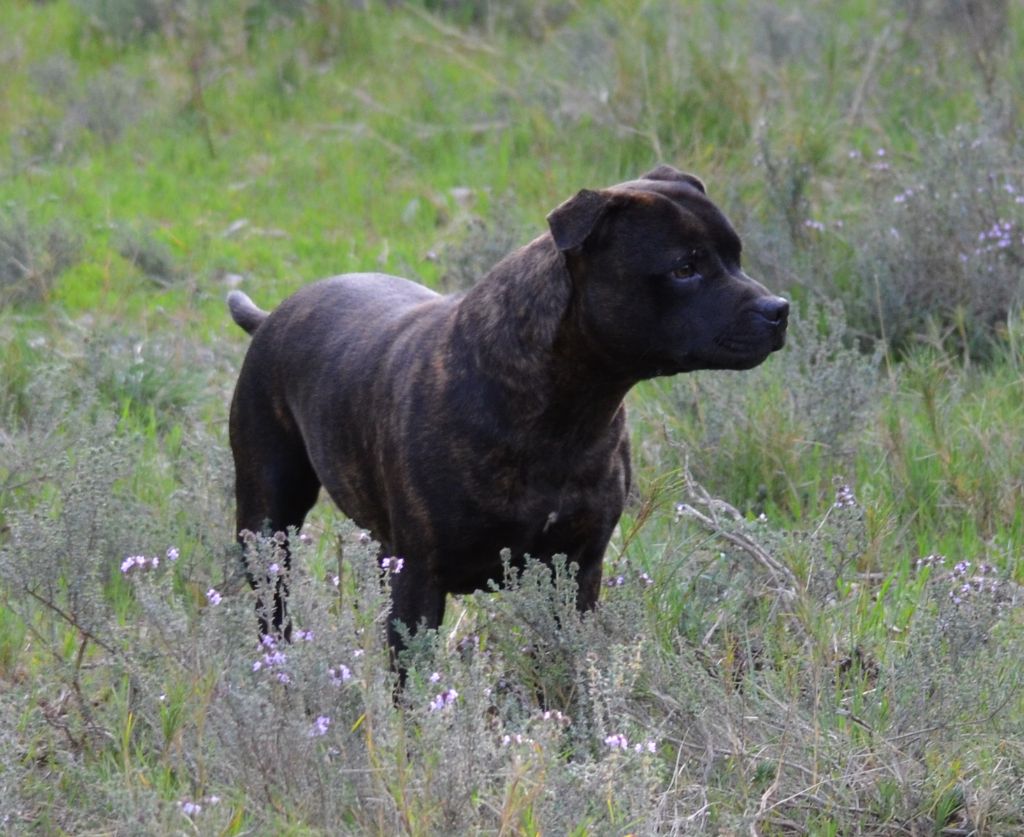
[668,263,699,281]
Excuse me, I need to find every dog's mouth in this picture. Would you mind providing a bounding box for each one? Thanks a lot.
[708,327,787,369]
[645,297,790,377]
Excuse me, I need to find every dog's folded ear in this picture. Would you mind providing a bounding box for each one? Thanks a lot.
[640,164,706,194]
[547,189,613,252]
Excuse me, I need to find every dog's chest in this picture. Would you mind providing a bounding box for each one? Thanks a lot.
[427,452,628,594]
[510,480,612,544]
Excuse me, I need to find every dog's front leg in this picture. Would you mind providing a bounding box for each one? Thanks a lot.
[574,546,608,613]
[385,557,446,682]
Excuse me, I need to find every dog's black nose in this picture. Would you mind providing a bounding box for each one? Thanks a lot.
[754,296,789,328]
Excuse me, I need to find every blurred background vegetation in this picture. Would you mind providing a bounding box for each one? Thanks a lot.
[2,0,1024,833]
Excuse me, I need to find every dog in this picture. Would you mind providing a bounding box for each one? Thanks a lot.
[227,164,788,666]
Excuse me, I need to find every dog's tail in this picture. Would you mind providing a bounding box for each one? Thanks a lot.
[227,290,269,335]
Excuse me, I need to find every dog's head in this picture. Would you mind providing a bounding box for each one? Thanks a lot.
[547,165,788,378]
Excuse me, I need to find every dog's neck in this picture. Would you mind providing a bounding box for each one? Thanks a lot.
[455,236,633,436]
[458,235,568,355]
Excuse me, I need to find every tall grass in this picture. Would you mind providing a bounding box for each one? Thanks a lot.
[2,0,1024,832]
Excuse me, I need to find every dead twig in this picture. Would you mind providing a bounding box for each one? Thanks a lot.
[675,470,797,594]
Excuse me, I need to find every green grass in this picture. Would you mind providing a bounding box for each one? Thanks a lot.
[2,0,1024,832]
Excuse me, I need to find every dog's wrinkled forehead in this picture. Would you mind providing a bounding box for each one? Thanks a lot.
[613,166,741,255]
[547,164,741,255]
[611,164,708,199]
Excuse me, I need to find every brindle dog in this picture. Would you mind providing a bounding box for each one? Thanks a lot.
[227,165,788,664]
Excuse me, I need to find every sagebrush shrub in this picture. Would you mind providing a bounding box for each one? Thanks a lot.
[74,66,149,147]
[814,126,1024,358]
[419,0,572,38]
[115,224,184,288]
[14,60,149,164]
[0,210,81,307]
[73,0,176,47]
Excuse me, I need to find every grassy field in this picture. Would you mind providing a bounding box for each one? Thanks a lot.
[2,0,1024,833]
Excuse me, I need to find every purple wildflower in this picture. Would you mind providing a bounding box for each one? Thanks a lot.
[501,733,530,746]
[381,556,404,573]
[253,636,292,680]
[604,733,629,750]
[833,483,857,509]
[916,554,946,570]
[263,650,287,667]
[205,588,222,606]
[308,715,331,737]
[120,555,146,574]
[429,688,458,711]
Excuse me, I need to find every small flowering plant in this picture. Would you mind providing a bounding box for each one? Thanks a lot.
[428,687,458,712]
[600,558,656,590]
[329,663,352,686]
[914,552,1006,607]
[499,708,572,750]
[120,545,180,576]
[380,556,404,574]
[238,527,293,592]
[251,633,291,684]
[177,795,221,820]
[832,481,857,510]
[604,732,658,754]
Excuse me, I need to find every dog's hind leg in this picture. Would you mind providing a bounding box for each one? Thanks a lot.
[231,408,321,641]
